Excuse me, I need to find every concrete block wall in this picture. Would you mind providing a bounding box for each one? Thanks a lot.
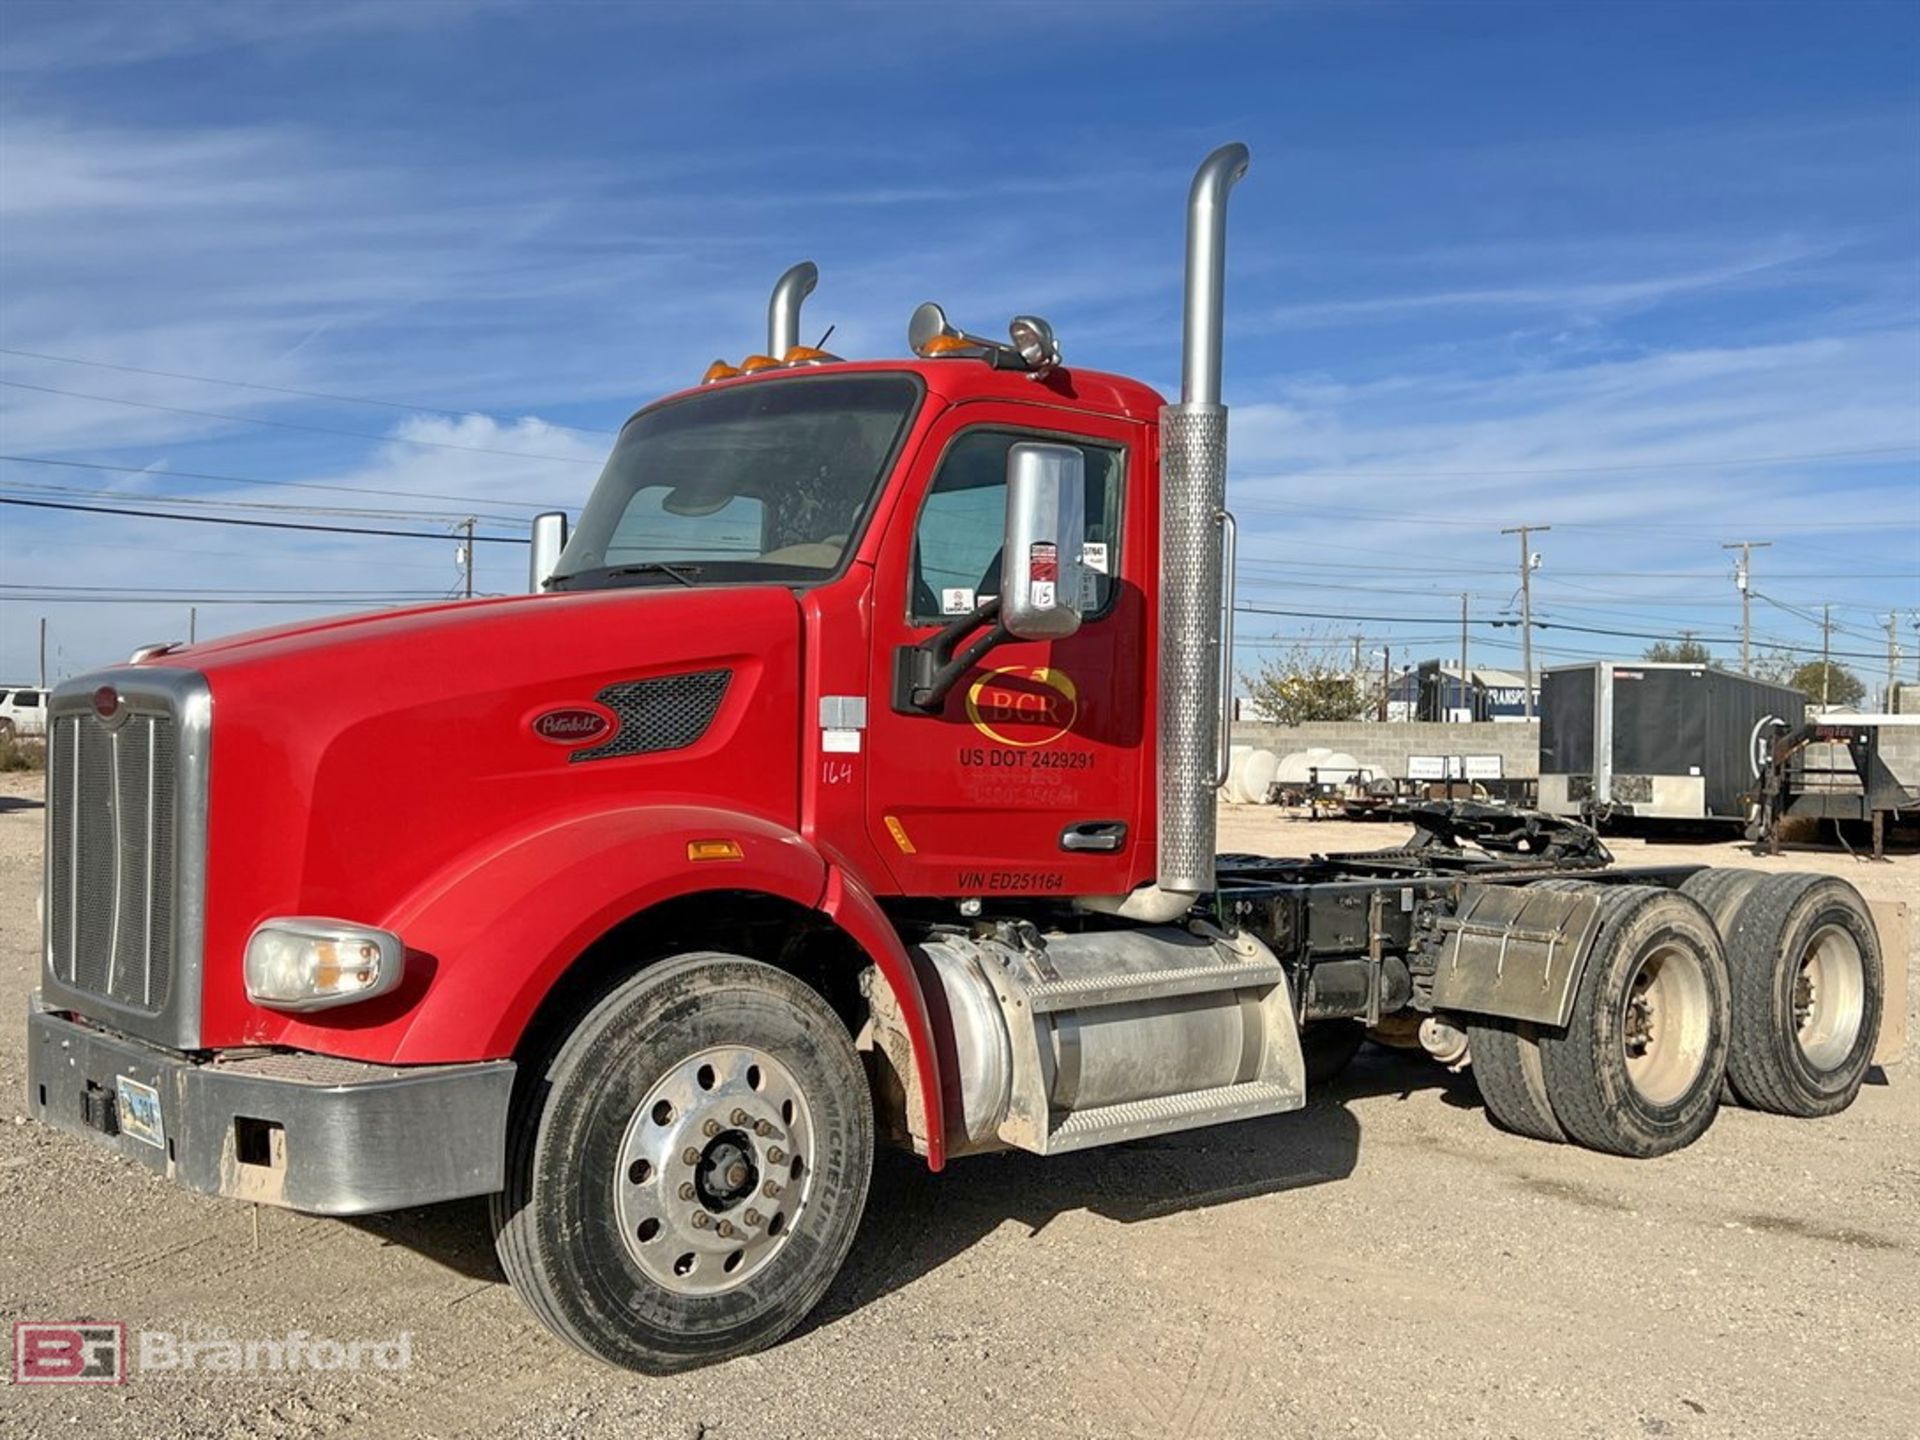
[1230,720,1540,781]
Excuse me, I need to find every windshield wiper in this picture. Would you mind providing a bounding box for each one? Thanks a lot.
[547,561,704,591]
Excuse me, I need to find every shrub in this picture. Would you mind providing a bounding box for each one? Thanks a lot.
[0,732,47,772]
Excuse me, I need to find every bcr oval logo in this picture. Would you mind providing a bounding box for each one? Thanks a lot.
[965,665,1079,748]
[529,705,616,746]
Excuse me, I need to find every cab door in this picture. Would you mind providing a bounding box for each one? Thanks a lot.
[862,403,1148,898]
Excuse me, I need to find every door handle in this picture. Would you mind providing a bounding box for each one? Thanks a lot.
[1060,820,1128,853]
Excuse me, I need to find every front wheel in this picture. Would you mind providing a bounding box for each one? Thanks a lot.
[492,953,874,1372]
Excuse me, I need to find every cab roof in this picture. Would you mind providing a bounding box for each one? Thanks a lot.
[639,357,1168,430]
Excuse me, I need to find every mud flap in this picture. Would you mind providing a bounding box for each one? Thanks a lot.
[1430,883,1604,1028]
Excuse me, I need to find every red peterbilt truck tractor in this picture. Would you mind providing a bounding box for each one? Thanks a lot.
[29,145,1890,1372]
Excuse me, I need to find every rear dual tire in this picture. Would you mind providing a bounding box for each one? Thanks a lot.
[1680,870,1883,1117]
[1470,885,1731,1157]
[1537,887,1731,1158]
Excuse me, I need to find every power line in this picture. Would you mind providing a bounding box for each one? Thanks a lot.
[1243,445,1918,480]
[1230,601,1890,661]
[0,593,479,607]
[0,347,617,436]
[5,583,456,597]
[0,379,602,464]
[0,477,530,527]
[1232,495,1918,532]
[1,496,530,544]
[0,453,567,513]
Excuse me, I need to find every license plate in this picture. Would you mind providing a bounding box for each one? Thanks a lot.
[115,1075,165,1150]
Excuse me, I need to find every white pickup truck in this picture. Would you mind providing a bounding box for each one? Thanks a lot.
[0,685,48,739]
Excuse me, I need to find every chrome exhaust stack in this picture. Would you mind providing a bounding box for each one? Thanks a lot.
[768,261,819,358]
[1157,142,1248,895]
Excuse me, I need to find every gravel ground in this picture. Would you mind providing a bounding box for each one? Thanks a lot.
[3,771,1914,1439]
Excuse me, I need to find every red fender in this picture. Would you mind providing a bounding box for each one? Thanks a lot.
[820,863,947,1171]
[347,803,945,1167]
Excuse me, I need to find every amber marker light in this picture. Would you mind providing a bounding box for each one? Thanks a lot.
[738,354,780,373]
[781,345,840,366]
[701,360,743,383]
[920,333,978,356]
[686,839,745,862]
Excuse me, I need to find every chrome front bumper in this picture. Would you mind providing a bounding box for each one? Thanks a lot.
[27,997,515,1215]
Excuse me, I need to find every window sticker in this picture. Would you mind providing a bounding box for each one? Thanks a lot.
[941,587,976,615]
[1028,542,1057,608]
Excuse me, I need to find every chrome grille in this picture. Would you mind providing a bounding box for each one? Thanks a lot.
[48,709,178,1014]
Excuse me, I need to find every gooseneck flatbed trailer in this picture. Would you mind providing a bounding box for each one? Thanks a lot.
[29,146,1891,1373]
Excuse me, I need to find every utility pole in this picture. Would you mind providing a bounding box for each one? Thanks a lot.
[1821,604,1832,709]
[1890,612,1903,710]
[39,617,47,688]
[1501,525,1549,720]
[189,606,198,645]
[1351,632,1363,678]
[460,518,476,600]
[1721,539,1771,675]
[1459,592,1469,719]
[1378,645,1391,723]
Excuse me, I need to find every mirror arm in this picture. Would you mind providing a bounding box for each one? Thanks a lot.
[891,597,1007,714]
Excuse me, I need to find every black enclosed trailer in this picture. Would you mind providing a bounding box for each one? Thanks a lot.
[1538,662,1806,825]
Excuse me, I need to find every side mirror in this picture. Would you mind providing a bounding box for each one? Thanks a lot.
[1001,443,1084,640]
[529,511,569,592]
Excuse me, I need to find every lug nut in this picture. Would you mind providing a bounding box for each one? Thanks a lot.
[716,1220,736,1238]
[767,1146,786,1165]
[682,1147,701,1166]
[703,1118,722,1137]
[753,1119,774,1137]
[744,1209,763,1227]
[692,1212,711,1229]
[762,1180,782,1200]
[730,1109,749,1126]
[679,1182,696,1201]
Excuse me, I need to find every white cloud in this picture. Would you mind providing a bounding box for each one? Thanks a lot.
[0,1,496,74]
[1265,243,1829,327]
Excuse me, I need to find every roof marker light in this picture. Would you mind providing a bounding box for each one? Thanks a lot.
[738,354,780,373]
[702,360,743,383]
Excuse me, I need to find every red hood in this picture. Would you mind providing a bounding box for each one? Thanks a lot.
[172,588,637,670]
[164,583,808,1053]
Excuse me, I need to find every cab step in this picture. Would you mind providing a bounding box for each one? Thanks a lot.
[1018,957,1287,1014]
[1038,1077,1304,1154]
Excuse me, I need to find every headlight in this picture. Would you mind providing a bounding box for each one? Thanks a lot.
[245,918,404,1012]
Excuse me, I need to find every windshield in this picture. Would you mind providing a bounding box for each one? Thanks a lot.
[550,373,921,590]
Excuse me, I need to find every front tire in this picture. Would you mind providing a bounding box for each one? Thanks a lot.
[492,952,874,1372]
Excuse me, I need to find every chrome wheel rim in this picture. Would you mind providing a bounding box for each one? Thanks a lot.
[614,1045,816,1297]
[1620,943,1712,1106]
[1794,924,1866,1071]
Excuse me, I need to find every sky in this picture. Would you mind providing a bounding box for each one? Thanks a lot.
[1,0,1916,697]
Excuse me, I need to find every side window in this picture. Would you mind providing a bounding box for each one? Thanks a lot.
[19,691,42,708]
[909,430,1122,623]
